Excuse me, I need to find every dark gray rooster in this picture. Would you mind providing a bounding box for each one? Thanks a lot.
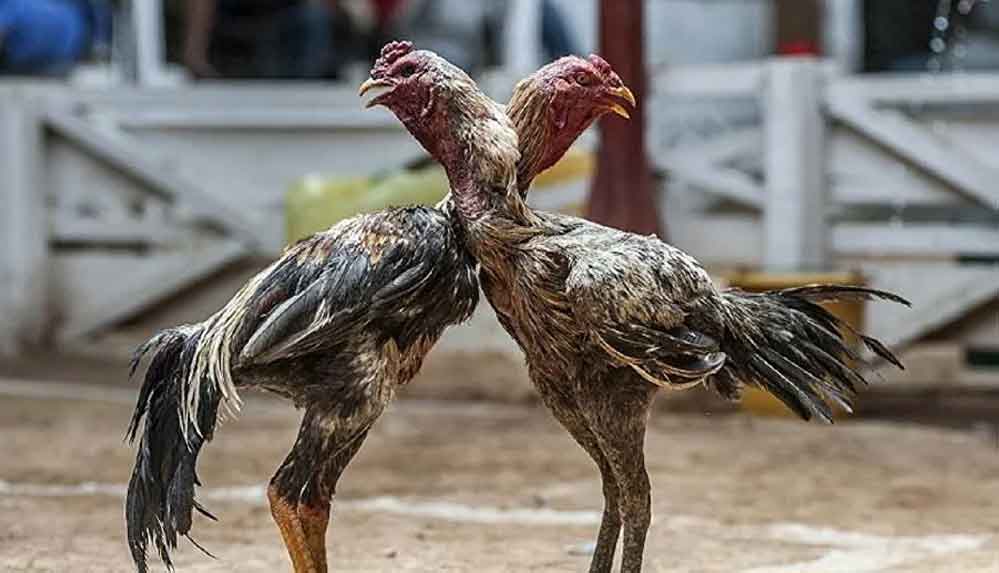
[370,50,910,573]
[125,42,633,573]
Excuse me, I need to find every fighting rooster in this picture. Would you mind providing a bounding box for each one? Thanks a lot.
[369,50,909,572]
[125,42,628,573]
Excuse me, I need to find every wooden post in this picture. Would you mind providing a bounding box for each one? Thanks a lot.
[504,0,543,76]
[763,58,827,271]
[587,0,661,237]
[133,0,168,86]
[0,88,48,355]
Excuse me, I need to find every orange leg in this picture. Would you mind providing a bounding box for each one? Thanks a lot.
[268,484,330,573]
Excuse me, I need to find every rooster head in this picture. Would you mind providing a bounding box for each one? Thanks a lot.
[360,41,474,129]
[361,42,516,190]
[508,54,636,191]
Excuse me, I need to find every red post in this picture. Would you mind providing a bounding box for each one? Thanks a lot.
[587,0,661,237]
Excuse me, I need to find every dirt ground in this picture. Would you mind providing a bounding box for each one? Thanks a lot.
[2,372,999,573]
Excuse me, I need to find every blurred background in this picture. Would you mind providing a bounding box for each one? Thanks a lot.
[1,2,999,571]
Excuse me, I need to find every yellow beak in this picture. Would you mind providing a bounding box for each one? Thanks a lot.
[358,78,394,108]
[604,85,637,120]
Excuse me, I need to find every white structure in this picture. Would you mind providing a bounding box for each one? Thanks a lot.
[1,59,997,360]
[651,61,999,353]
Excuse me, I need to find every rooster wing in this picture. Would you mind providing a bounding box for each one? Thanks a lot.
[564,237,727,388]
[236,207,463,366]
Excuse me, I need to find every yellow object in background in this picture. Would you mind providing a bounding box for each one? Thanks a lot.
[286,148,595,245]
[725,271,866,420]
[532,147,594,188]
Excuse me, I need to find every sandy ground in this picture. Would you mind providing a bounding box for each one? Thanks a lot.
[1,375,999,573]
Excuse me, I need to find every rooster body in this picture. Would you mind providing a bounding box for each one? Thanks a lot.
[126,204,478,572]
[373,49,909,573]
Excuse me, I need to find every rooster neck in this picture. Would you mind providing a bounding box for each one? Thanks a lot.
[432,97,521,224]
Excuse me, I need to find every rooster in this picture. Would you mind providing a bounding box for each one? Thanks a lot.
[369,50,910,573]
[125,42,630,573]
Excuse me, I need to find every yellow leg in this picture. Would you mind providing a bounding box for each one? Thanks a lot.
[268,484,329,573]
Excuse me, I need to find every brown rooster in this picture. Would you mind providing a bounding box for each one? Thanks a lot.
[125,42,629,573]
[370,50,910,573]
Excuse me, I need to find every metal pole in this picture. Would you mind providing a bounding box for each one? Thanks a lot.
[587,0,661,237]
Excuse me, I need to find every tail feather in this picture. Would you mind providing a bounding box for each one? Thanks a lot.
[126,326,221,573]
[713,285,909,421]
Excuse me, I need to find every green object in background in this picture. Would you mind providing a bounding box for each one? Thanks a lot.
[361,165,449,216]
[285,166,449,244]
[286,174,371,244]
[286,147,595,245]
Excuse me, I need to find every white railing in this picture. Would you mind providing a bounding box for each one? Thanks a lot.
[648,58,999,349]
[1,59,998,356]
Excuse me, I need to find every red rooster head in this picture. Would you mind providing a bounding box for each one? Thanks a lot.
[361,42,516,190]
[507,54,636,192]
[360,41,476,139]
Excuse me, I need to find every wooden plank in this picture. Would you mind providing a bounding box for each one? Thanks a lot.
[111,108,406,130]
[861,262,999,348]
[828,97,999,208]
[45,111,263,248]
[51,215,183,246]
[656,128,761,167]
[651,62,765,98]
[0,90,47,354]
[658,159,765,209]
[763,58,827,271]
[828,73,999,106]
[57,240,247,342]
[828,128,973,207]
[834,224,999,257]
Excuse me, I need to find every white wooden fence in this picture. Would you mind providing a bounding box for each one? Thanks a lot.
[0,58,997,359]
[650,58,999,351]
[0,83,421,354]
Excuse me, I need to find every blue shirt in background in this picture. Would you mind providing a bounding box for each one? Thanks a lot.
[0,0,92,73]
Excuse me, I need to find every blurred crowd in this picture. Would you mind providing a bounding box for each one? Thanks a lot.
[172,0,578,80]
[1,0,998,79]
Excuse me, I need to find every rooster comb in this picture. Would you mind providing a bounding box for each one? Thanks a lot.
[372,41,415,78]
[587,54,614,77]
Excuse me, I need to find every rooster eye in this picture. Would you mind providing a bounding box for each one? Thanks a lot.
[399,64,417,77]
[576,73,593,86]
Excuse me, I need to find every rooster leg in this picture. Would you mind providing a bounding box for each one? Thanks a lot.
[269,484,326,573]
[538,384,621,573]
[579,374,657,573]
[270,405,374,573]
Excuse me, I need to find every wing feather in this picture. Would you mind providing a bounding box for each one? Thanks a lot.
[566,251,726,387]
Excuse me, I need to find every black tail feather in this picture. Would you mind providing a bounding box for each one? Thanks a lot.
[126,327,220,572]
[715,285,907,421]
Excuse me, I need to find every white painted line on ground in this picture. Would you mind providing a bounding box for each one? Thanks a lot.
[0,378,137,404]
[0,378,527,419]
[0,480,598,526]
[1,479,988,570]
[741,523,988,573]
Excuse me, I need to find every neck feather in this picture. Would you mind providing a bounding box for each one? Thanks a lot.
[433,84,520,221]
[506,78,553,196]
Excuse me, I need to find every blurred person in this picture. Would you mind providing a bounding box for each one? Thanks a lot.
[381,0,578,75]
[540,0,578,60]
[384,0,497,72]
[183,0,350,79]
[0,0,109,75]
[864,0,999,72]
